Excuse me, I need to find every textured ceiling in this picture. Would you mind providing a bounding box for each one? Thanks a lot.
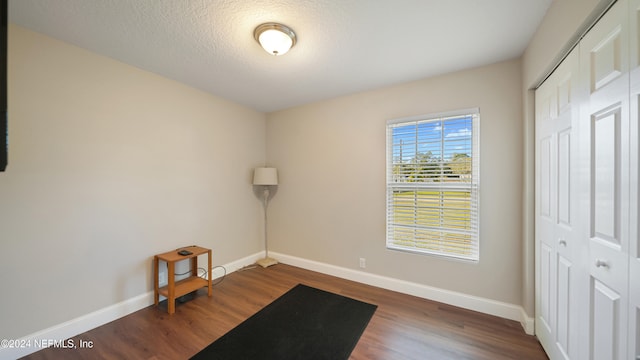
[9,0,553,113]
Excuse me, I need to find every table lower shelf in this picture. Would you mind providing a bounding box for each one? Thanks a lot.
[158,276,208,299]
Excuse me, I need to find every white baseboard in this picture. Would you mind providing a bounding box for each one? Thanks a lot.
[269,251,535,335]
[213,252,264,276]
[0,292,153,360]
[0,253,262,359]
[521,310,535,335]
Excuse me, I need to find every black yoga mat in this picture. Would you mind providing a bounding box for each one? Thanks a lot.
[191,284,377,360]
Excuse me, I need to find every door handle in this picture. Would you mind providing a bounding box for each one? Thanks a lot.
[558,238,567,247]
[595,259,609,268]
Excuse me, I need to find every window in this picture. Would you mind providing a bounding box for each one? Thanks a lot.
[386,109,479,261]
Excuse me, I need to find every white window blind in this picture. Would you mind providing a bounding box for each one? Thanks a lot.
[386,109,480,261]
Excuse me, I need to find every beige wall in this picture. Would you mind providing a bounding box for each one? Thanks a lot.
[520,0,611,316]
[266,59,524,305]
[0,25,266,339]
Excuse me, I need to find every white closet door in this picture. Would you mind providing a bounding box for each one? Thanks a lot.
[579,1,630,359]
[628,1,640,359]
[535,47,580,360]
[535,67,558,359]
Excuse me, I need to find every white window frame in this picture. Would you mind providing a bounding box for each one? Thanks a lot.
[386,108,480,261]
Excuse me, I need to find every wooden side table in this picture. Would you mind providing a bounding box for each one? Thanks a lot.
[153,245,212,314]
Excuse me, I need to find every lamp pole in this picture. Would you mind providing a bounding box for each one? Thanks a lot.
[253,167,278,268]
[262,187,270,260]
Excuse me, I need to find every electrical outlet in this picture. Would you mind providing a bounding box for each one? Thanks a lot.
[359,258,366,268]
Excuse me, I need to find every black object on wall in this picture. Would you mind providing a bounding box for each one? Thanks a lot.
[0,0,6,172]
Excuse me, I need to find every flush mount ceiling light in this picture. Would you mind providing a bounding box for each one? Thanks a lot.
[254,22,297,56]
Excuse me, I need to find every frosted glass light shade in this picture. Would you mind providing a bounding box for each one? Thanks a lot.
[253,167,278,185]
[254,23,296,56]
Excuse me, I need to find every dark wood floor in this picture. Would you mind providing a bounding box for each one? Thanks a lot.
[23,264,548,360]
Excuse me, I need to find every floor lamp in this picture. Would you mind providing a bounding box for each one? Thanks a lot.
[253,167,278,268]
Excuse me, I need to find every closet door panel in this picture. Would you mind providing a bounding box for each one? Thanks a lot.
[540,242,555,332]
[536,81,558,356]
[554,87,579,360]
[591,108,620,246]
[558,129,572,226]
[556,255,572,359]
[580,1,630,358]
[536,47,580,360]
[591,279,622,359]
[590,27,623,92]
[553,48,581,360]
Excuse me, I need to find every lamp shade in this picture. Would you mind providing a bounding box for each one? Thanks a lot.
[253,167,278,185]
